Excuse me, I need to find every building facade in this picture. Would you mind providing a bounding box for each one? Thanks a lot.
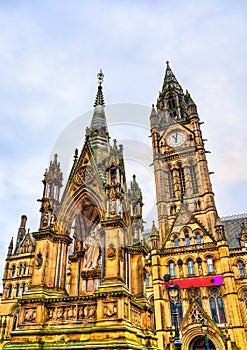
[0,64,247,349]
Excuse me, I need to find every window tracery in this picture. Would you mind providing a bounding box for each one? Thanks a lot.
[209,287,226,323]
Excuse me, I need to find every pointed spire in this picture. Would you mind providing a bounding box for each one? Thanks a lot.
[150,221,158,237]
[7,237,14,256]
[93,69,105,107]
[161,61,183,96]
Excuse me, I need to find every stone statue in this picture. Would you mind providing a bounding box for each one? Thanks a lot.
[83,230,101,270]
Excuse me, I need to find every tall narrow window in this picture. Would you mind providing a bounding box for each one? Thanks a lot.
[12,265,16,277]
[187,260,194,275]
[178,167,186,196]
[238,260,245,277]
[169,262,175,277]
[244,237,247,247]
[207,257,214,273]
[8,285,13,298]
[196,233,202,244]
[19,264,23,276]
[174,237,179,248]
[189,165,198,194]
[209,288,226,324]
[23,263,27,275]
[244,291,247,311]
[16,284,20,297]
[23,284,27,294]
[167,170,174,199]
[145,272,149,286]
[217,297,226,323]
[210,297,218,323]
[185,231,190,246]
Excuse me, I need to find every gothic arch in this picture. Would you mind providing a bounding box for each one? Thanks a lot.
[57,186,105,238]
[181,324,225,350]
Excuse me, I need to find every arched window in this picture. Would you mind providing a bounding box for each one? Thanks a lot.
[189,288,202,307]
[23,263,27,275]
[185,231,190,246]
[187,260,194,275]
[12,265,16,277]
[174,237,179,248]
[16,284,20,297]
[196,233,202,244]
[244,291,247,311]
[8,284,13,298]
[238,260,245,277]
[169,262,175,277]
[19,264,23,276]
[244,237,247,247]
[209,288,226,324]
[207,257,214,273]
[23,283,27,294]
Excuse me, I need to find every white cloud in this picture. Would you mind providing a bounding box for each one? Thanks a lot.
[0,0,247,291]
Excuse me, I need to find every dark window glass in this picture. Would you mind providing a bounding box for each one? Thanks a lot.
[217,297,226,323]
[196,234,201,244]
[16,284,20,297]
[188,260,194,275]
[8,285,13,298]
[207,258,214,273]
[210,297,218,323]
[238,261,245,277]
[169,262,175,277]
[174,237,179,248]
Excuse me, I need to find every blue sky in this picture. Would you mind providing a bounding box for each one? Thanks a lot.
[0,0,247,290]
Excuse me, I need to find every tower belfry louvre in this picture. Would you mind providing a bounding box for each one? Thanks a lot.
[1,64,247,350]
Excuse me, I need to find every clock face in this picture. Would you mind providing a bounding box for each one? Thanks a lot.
[166,131,187,148]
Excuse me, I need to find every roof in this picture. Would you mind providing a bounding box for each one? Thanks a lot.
[222,213,247,248]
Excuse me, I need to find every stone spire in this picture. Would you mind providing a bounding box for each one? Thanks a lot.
[161,61,183,96]
[88,70,110,165]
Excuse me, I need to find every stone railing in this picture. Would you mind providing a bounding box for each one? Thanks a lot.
[160,242,216,255]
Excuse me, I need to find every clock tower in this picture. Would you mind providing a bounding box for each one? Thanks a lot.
[150,61,217,245]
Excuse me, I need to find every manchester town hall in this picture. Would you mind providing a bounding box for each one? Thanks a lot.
[0,63,247,350]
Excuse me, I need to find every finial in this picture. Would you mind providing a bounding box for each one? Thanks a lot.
[166,60,169,65]
[74,148,78,161]
[97,69,104,85]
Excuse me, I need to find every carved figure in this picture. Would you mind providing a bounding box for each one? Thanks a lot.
[24,308,36,323]
[103,302,117,317]
[107,243,116,260]
[35,252,43,269]
[83,231,101,270]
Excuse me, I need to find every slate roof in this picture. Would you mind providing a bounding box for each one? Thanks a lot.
[222,213,247,249]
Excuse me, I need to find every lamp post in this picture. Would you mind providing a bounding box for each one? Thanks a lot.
[200,318,210,350]
[166,283,182,350]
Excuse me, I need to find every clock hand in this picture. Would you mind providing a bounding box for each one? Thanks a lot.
[173,133,178,143]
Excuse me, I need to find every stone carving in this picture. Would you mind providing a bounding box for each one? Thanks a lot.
[131,307,141,327]
[35,252,43,269]
[46,303,96,323]
[107,243,116,260]
[24,308,36,323]
[83,231,101,270]
[103,302,117,318]
[83,304,96,319]
[66,264,72,294]
[124,303,129,319]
